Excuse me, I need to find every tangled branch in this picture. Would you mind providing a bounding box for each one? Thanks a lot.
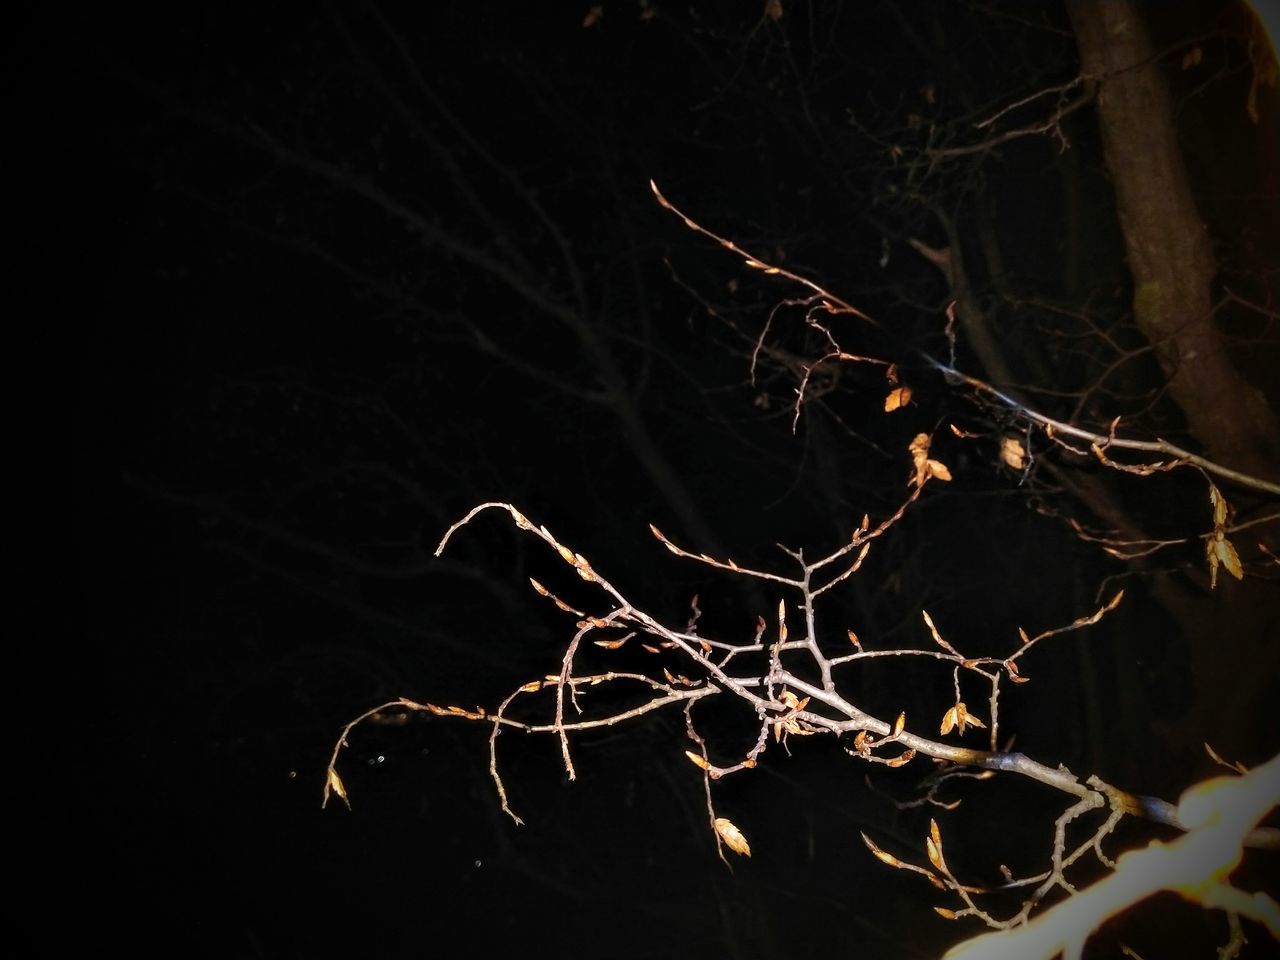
[325,483,1275,941]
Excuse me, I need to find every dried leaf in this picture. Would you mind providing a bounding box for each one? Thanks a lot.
[714,817,752,857]
[1000,436,1026,471]
[884,386,912,412]
[1215,535,1244,580]
[909,433,932,487]
[940,706,958,736]
[764,0,783,22]
[926,459,952,481]
[1209,483,1228,527]
[326,767,349,806]
[951,701,984,734]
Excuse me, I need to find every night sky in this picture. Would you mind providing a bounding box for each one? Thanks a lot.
[22,2,1279,957]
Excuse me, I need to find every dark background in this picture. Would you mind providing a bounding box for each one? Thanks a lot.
[19,2,1277,957]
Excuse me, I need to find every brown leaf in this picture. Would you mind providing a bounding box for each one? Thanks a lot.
[326,767,349,806]
[1215,535,1244,581]
[940,706,957,736]
[909,433,931,487]
[1209,482,1228,527]
[764,0,783,21]
[952,701,984,734]
[714,817,752,857]
[1000,436,1026,470]
[884,386,912,412]
[926,459,952,482]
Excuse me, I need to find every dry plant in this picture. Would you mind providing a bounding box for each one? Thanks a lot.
[324,185,1279,958]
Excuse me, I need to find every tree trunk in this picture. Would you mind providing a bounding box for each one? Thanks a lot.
[1066,0,1280,763]
[1066,0,1280,485]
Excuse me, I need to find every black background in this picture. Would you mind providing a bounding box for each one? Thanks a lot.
[18,2,1278,957]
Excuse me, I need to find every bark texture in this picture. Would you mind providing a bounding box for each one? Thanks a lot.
[1067,0,1279,762]
[1067,0,1279,484]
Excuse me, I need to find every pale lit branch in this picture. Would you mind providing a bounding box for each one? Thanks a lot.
[943,755,1280,960]
[650,182,1280,497]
